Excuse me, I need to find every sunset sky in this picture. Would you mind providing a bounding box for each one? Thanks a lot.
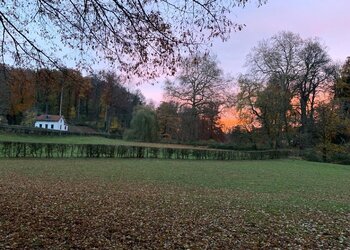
[136,0,350,105]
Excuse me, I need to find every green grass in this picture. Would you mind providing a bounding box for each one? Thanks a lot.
[0,133,196,148]
[1,158,349,211]
[1,158,349,248]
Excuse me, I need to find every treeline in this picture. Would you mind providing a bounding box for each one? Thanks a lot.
[0,66,144,133]
[232,32,350,163]
[0,60,228,142]
[125,55,232,143]
[0,32,350,164]
[124,103,226,144]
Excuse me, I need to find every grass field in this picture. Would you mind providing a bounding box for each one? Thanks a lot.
[0,133,198,149]
[0,159,349,248]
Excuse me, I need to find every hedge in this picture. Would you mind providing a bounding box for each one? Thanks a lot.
[0,141,290,160]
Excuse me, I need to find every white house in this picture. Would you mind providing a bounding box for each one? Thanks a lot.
[34,114,68,131]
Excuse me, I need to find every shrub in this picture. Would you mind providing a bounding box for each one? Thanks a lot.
[0,141,291,161]
[124,106,159,142]
[301,149,323,162]
[209,143,258,151]
[329,152,350,165]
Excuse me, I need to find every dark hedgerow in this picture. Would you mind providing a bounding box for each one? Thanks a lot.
[180,149,190,159]
[0,141,290,160]
[162,148,174,159]
[150,147,160,158]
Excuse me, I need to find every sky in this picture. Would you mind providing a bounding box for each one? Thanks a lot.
[136,0,350,105]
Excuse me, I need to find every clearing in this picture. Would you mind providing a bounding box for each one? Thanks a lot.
[0,159,349,248]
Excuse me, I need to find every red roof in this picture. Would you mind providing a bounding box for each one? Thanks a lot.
[36,115,64,122]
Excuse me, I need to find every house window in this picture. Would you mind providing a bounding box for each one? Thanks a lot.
[51,124,54,129]
[65,126,67,130]
[45,124,48,129]
[60,125,62,130]
[39,124,42,128]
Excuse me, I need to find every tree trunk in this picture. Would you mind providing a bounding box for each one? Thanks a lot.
[45,101,49,114]
[59,86,63,116]
[77,96,80,120]
[104,105,109,132]
[300,97,308,134]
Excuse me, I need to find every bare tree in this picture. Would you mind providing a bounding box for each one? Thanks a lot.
[242,31,334,147]
[165,55,233,112]
[236,75,293,148]
[165,54,233,140]
[246,31,303,142]
[0,0,266,77]
[296,38,332,135]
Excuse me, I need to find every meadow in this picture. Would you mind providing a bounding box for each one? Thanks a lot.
[0,133,195,149]
[0,158,349,248]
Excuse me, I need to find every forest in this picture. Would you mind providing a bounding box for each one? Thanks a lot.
[0,1,349,164]
[0,67,144,133]
[0,37,350,164]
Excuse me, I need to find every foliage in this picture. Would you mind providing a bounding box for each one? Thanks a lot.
[328,150,350,165]
[124,106,159,142]
[0,66,143,129]
[0,0,265,77]
[301,145,350,165]
[0,140,290,160]
[98,72,144,132]
[165,54,233,113]
[236,31,334,148]
[0,65,9,116]
[255,83,292,148]
[335,56,350,117]
[314,102,342,161]
[300,148,323,162]
[244,32,302,139]
[209,143,257,151]
[296,38,332,136]
[156,101,181,141]
[227,125,256,146]
[7,68,36,124]
[35,68,62,114]
[21,109,38,126]
[165,54,233,141]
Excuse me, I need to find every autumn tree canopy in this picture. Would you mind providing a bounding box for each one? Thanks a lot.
[237,31,334,148]
[0,0,265,77]
[165,54,233,141]
[335,57,350,117]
